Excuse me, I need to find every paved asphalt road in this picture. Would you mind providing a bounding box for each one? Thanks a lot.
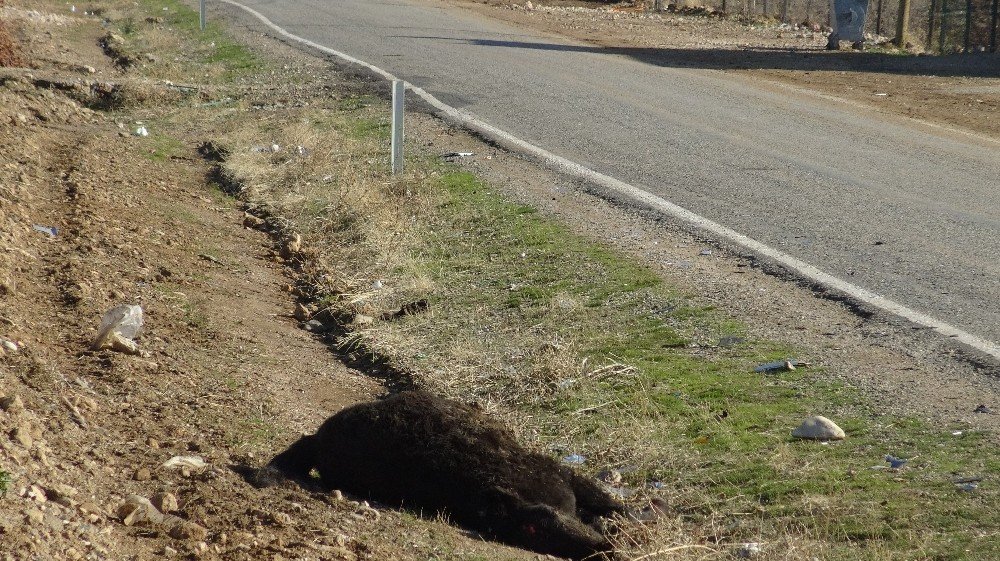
[234,0,1000,348]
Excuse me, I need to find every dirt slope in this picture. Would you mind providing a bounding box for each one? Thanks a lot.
[0,3,535,560]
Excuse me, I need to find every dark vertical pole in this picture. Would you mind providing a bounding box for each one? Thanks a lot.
[964,0,973,51]
[877,0,884,35]
[928,0,938,50]
[806,0,813,23]
[940,0,949,52]
[722,0,728,14]
[763,0,769,17]
[782,0,790,22]
[991,0,999,52]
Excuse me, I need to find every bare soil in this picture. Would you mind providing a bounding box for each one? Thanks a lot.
[1,1,997,561]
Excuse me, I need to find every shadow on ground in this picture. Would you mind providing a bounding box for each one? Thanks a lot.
[398,35,1000,78]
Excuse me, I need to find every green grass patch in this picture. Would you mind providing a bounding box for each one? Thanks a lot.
[136,0,263,79]
[355,166,998,560]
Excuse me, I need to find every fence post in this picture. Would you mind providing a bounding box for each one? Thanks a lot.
[781,0,790,22]
[391,80,405,175]
[654,0,665,11]
[200,0,206,31]
[991,0,999,51]
[896,0,912,46]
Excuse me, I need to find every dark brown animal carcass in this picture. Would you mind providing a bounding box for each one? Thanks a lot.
[255,390,628,559]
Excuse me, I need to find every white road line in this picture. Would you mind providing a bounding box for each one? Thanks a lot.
[220,0,1000,362]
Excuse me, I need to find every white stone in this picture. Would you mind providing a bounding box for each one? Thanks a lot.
[791,416,845,440]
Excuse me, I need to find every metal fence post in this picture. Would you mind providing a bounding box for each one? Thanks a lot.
[200,0,206,31]
[391,80,405,175]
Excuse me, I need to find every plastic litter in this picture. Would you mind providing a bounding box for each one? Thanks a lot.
[973,404,993,414]
[32,225,58,237]
[134,126,149,137]
[699,249,713,256]
[736,543,762,558]
[885,454,908,469]
[561,453,586,465]
[91,304,144,352]
[441,151,474,159]
[162,455,207,470]
[754,359,807,373]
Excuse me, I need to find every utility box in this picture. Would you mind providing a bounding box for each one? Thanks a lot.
[827,0,871,48]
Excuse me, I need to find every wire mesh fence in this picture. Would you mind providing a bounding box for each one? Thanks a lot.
[666,0,999,51]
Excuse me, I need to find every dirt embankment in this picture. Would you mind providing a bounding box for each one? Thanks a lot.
[0,2,534,560]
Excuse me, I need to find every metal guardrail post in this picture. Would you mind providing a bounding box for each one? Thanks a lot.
[391,80,405,175]
[200,0,206,31]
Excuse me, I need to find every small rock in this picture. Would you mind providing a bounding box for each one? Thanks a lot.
[152,492,178,514]
[792,416,846,441]
[146,437,160,449]
[26,484,47,503]
[118,495,163,526]
[25,508,45,524]
[242,212,266,229]
[0,394,25,414]
[293,303,311,322]
[0,338,17,353]
[45,484,78,506]
[168,521,208,541]
[270,511,292,526]
[280,234,302,259]
[330,489,344,501]
[303,319,330,333]
[134,468,152,481]
[11,425,33,448]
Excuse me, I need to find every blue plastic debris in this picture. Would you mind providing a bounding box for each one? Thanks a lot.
[885,455,908,469]
[32,225,58,237]
[561,454,586,465]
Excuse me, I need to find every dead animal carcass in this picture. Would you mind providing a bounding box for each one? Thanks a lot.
[253,390,632,559]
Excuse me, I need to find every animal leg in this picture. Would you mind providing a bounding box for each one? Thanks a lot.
[567,472,629,523]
